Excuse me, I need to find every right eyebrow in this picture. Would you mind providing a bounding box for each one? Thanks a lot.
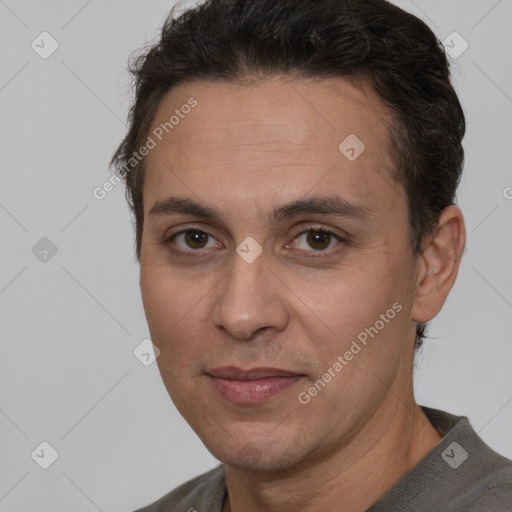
[148,196,222,220]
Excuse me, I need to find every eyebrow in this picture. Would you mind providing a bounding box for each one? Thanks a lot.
[148,195,372,224]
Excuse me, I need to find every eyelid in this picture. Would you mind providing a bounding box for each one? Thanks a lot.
[291,224,346,241]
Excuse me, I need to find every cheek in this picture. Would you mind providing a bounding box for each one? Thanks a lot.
[296,248,411,371]
[140,266,207,407]
[140,263,199,351]
[298,254,399,328]
[139,259,223,380]
[294,271,409,432]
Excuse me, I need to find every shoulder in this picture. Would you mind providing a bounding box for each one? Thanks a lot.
[422,407,512,511]
[458,468,512,512]
[132,464,226,512]
[445,433,512,512]
[370,407,512,511]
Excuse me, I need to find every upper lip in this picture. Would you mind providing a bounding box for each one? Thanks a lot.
[207,366,304,380]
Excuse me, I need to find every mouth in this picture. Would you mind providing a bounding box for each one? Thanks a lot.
[206,366,306,404]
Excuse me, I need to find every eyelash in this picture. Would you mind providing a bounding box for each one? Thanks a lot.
[161,225,345,260]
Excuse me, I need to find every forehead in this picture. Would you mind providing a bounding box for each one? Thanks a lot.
[143,75,403,219]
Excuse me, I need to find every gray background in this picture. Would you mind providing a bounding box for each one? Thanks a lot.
[1,0,511,510]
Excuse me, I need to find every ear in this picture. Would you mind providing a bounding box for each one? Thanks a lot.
[411,205,466,323]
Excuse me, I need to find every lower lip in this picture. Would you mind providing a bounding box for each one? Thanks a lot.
[208,375,304,404]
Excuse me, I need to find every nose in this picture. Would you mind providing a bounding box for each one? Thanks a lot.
[211,248,289,341]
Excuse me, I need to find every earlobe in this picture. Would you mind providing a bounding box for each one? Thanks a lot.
[411,205,466,323]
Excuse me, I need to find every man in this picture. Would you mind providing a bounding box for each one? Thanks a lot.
[111,0,512,510]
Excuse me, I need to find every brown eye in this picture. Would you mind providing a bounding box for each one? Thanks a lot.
[306,230,332,250]
[292,228,342,252]
[165,229,220,252]
[184,230,209,249]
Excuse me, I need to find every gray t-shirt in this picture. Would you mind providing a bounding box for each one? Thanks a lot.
[133,407,512,511]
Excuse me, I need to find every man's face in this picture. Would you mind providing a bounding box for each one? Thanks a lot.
[140,76,421,472]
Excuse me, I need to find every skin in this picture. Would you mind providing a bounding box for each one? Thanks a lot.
[139,75,466,512]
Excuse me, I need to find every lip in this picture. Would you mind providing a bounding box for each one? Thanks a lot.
[206,366,305,404]
[207,366,303,380]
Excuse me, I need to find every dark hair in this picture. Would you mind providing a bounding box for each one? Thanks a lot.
[110,0,465,351]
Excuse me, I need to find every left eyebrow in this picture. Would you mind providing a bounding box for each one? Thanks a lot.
[270,195,372,224]
[148,194,372,224]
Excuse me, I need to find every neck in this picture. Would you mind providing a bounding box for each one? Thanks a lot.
[222,400,442,512]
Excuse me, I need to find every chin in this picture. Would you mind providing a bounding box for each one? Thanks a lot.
[207,435,310,474]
